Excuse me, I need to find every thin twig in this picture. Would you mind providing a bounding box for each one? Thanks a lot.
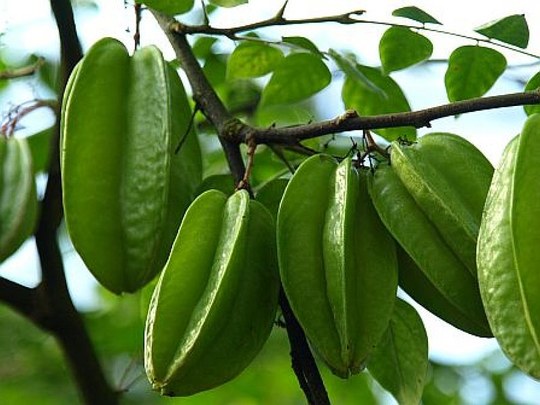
[0,57,46,80]
[1,99,57,137]
[170,9,366,40]
[170,9,539,59]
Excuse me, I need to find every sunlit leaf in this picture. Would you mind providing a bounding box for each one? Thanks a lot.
[137,0,194,15]
[27,127,53,173]
[209,0,247,7]
[261,53,331,105]
[329,49,383,96]
[282,36,323,57]
[342,63,415,141]
[379,27,433,73]
[475,14,529,49]
[524,71,540,116]
[445,46,506,101]
[227,42,284,79]
[368,299,428,405]
[392,6,441,25]
[192,36,218,59]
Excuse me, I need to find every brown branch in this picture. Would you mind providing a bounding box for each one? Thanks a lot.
[0,57,46,80]
[0,277,37,318]
[279,289,330,405]
[151,10,330,404]
[244,90,540,145]
[170,8,539,59]
[1,99,57,137]
[151,10,248,184]
[171,8,365,40]
[19,0,120,404]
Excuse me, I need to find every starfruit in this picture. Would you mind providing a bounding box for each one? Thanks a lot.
[277,154,398,378]
[61,37,202,294]
[0,136,38,262]
[477,114,540,378]
[369,133,493,337]
[144,189,280,396]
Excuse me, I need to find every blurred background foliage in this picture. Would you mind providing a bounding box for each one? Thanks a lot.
[0,293,532,404]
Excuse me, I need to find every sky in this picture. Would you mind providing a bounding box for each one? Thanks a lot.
[2,0,540,392]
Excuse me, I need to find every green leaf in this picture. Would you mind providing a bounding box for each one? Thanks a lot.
[137,0,194,15]
[368,299,428,405]
[392,6,441,25]
[196,174,235,196]
[209,0,247,7]
[379,27,433,74]
[342,64,415,141]
[261,53,331,105]
[203,53,226,87]
[27,126,53,173]
[475,14,529,49]
[524,71,540,116]
[329,49,383,96]
[445,46,506,102]
[255,177,288,220]
[227,42,284,79]
[192,36,218,59]
[282,36,324,57]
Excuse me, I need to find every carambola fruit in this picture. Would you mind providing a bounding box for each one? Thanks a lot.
[61,37,202,294]
[369,133,493,337]
[144,189,280,396]
[478,114,540,378]
[0,136,38,262]
[278,154,398,377]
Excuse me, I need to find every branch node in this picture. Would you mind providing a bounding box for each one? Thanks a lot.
[335,109,359,125]
[276,0,289,20]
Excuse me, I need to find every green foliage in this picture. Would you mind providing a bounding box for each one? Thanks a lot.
[524,71,540,116]
[227,41,284,79]
[475,14,529,48]
[261,52,331,105]
[137,0,194,15]
[341,63,415,141]
[445,46,507,101]
[368,299,428,405]
[379,27,433,73]
[281,36,324,56]
[392,6,441,25]
[209,0,247,7]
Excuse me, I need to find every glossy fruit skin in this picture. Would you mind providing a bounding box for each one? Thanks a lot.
[478,114,540,378]
[0,137,38,262]
[369,133,493,337]
[277,154,398,378]
[61,37,201,294]
[144,189,280,396]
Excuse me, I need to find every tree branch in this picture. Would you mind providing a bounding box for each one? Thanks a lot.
[0,277,37,319]
[152,10,330,404]
[240,90,540,145]
[171,9,365,40]
[22,1,120,404]
[171,7,539,59]
[279,289,330,405]
[151,10,248,184]
[0,57,46,80]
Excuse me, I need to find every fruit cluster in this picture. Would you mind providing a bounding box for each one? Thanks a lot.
[44,37,540,400]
